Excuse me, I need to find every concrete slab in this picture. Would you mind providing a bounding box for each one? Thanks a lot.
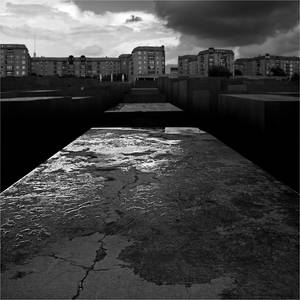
[71,96,92,100]
[225,93,299,102]
[2,256,85,299]
[218,93,299,133]
[227,84,247,92]
[22,90,59,93]
[164,127,205,134]
[106,103,182,112]
[0,128,298,299]
[79,235,235,299]
[131,88,158,91]
[0,96,66,102]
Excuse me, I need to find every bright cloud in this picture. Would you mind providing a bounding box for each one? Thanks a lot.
[0,0,180,57]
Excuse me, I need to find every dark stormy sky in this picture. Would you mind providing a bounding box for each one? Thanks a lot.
[0,0,299,63]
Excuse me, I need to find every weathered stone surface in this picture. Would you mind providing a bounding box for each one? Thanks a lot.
[1,128,298,299]
[106,103,182,112]
[2,256,84,299]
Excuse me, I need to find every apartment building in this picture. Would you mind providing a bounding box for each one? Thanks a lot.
[178,55,197,75]
[188,60,198,76]
[31,56,121,78]
[235,54,300,77]
[197,48,234,76]
[0,44,30,77]
[119,54,132,81]
[131,46,165,81]
[170,66,178,78]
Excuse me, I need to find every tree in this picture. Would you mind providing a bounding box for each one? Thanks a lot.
[208,65,231,77]
[234,69,243,76]
[291,73,299,81]
[80,55,86,63]
[270,66,286,76]
[68,55,74,65]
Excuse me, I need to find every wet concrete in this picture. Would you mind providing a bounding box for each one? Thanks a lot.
[0,128,299,299]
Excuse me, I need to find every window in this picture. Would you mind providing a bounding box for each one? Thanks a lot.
[7,65,12,70]
[22,66,26,70]
[22,71,26,75]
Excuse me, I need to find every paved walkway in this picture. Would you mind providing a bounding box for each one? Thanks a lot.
[1,128,299,299]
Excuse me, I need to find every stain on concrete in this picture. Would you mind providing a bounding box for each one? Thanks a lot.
[10,270,34,280]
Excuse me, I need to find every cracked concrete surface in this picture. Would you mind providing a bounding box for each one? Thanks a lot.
[0,127,299,299]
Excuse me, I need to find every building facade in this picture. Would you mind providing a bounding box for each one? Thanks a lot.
[170,66,178,78]
[131,46,165,81]
[178,55,197,75]
[235,54,300,77]
[197,48,234,76]
[31,56,121,78]
[188,60,198,76]
[119,54,132,81]
[0,44,30,77]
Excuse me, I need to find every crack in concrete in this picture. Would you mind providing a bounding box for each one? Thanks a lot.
[71,235,107,300]
[47,254,89,270]
[117,172,139,204]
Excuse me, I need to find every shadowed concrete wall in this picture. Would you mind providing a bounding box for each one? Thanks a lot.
[1,82,131,191]
[1,76,121,91]
[217,93,299,192]
[158,76,299,124]
[157,76,299,191]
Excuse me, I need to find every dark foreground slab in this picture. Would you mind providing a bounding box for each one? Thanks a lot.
[1,128,298,299]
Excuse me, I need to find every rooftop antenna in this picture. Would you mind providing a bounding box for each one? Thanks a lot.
[33,35,36,57]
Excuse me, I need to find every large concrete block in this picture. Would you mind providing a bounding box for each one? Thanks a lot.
[178,79,188,109]
[218,94,299,134]
[189,77,222,92]
[191,90,211,115]
[171,80,179,106]
[166,79,172,101]
[227,84,247,92]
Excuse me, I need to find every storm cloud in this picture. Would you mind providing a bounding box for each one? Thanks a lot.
[154,1,299,47]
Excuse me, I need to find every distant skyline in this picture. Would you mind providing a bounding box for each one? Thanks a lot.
[0,0,299,64]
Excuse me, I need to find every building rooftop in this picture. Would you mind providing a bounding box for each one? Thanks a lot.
[0,44,28,49]
[31,57,120,61]
[119,54,132,58]
[198,48,234,55]
[235,55,300,62]
[178,55,197,61]
[132,46,164,53]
